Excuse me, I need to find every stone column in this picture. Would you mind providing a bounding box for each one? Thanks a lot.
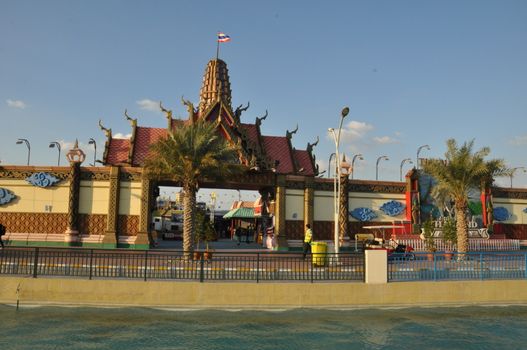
[135,174,151,249]
[65,161,81,245]
[303,177,314,230]
[102,166,120,247]
[274,175,288,250]
[339,173,350,245]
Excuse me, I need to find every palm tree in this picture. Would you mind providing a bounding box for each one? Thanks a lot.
[422,139,508,253]
[145,120,243,256]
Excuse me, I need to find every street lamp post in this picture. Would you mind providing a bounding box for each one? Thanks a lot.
[327,153,336,178]
[351,154,363,179]
[510,167,527,188]
[88,138,97,166]
[416,144,430,169]
[376,155,389,181]
[328,106,349,254]
[16,138,31,166]
[49,141,61,166]
[399,158,413,181]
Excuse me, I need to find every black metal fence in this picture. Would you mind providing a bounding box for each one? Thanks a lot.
[0,247,365,283]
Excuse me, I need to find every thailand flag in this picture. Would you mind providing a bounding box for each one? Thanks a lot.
[217,32,231,42]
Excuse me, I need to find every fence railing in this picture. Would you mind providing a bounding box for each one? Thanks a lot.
[0,247,365,283]
[389,252,527,282]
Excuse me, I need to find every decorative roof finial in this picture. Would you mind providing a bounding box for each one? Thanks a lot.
[307,136,319,154]
[181,96,196,121]
[286,124,299,140]
[124,109,137,127]
[98,119,112,139]
[234,101,250,122]
[255,110,268,127]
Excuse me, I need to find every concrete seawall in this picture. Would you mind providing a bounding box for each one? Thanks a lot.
[1,277,527,308]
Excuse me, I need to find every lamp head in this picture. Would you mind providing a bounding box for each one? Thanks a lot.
[88,138,95,145]
[49,143,55,149]
[16,140,23,145]
[328,127,334,132]
[341,107,350,118]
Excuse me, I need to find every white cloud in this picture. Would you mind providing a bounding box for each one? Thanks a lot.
[6,99,27,109]
[342,120,374,139]
[113,133,132,139]
[137,99,160,112]
[510,135,527,146]
[373,136,398,144]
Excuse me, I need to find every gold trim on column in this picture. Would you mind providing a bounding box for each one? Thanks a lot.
[304,177,314,230]
[275,175,287,249]
[135,174,151,246]
[102,166,120,245]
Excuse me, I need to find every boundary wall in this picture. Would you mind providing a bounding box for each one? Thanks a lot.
[1,277,526,308]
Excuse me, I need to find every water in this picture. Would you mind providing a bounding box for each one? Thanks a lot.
[1,305,527,349]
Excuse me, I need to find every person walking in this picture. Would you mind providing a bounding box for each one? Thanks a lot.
[303,224,313,260]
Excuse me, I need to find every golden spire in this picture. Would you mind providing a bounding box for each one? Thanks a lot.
[198,59,232,116]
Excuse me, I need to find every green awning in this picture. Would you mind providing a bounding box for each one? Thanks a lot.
[222,207,255,219]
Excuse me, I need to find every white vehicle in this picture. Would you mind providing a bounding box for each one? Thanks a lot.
[152,216,183,233]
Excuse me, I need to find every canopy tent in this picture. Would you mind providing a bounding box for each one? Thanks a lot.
[223,207,255,219]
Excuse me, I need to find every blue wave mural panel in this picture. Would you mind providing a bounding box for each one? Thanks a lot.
[26,172,60,188]
[493,207,510,222]
[379,200,405,216]
[350,207,377,222]
[0,188,15,205]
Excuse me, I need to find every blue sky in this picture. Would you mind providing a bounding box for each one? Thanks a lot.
[1,0,527,196]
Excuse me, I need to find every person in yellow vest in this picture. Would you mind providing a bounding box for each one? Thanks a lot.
[303,224,313,260]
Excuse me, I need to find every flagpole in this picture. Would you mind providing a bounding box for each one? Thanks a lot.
[216,37,220,60]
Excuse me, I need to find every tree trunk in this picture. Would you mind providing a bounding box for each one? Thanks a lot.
[183,183,196,258]
[455,201,469,254]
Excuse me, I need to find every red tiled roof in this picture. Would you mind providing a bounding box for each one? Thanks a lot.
[132,127,168,166]
[240,123,259,148]
[262,136,294,174]
[106,138,130,165]
[294,150,315,176]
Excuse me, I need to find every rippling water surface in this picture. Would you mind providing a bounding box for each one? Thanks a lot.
[1,305,526,349]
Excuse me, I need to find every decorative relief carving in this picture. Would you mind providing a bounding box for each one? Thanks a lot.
[80,170,110,181]
[314,181,405,193]
[350,207,378,221]
[0,212,68,233]
[78,214,107,235]
[285,181,305,190]
[120,171,142,181]
[0,188,15,205]
[491,187,527,199]
[493,207,511,222]
[285,220,303,240]
[118,215,139,236]
[0,169,69,181]
[26,172,60,187]
[379,200,406,216]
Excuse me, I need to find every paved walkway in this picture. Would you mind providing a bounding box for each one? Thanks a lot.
[153,238,270,252]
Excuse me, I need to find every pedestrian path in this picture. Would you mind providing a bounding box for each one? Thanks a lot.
[153,238,268,252]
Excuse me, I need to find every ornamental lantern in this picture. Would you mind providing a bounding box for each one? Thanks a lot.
[66,139,86,164]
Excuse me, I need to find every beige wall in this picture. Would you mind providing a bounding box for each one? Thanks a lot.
[314,190,406,222]
[349,192,406,222]
[314,190,334,221]
[493,197,527,225]
[118,181,142,216]
[1,276,527,308]
[285,189,304,221]
[0,179,70,213]
[79,180,110,215]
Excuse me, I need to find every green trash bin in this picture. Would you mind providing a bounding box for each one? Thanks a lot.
[311,241,328,267]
